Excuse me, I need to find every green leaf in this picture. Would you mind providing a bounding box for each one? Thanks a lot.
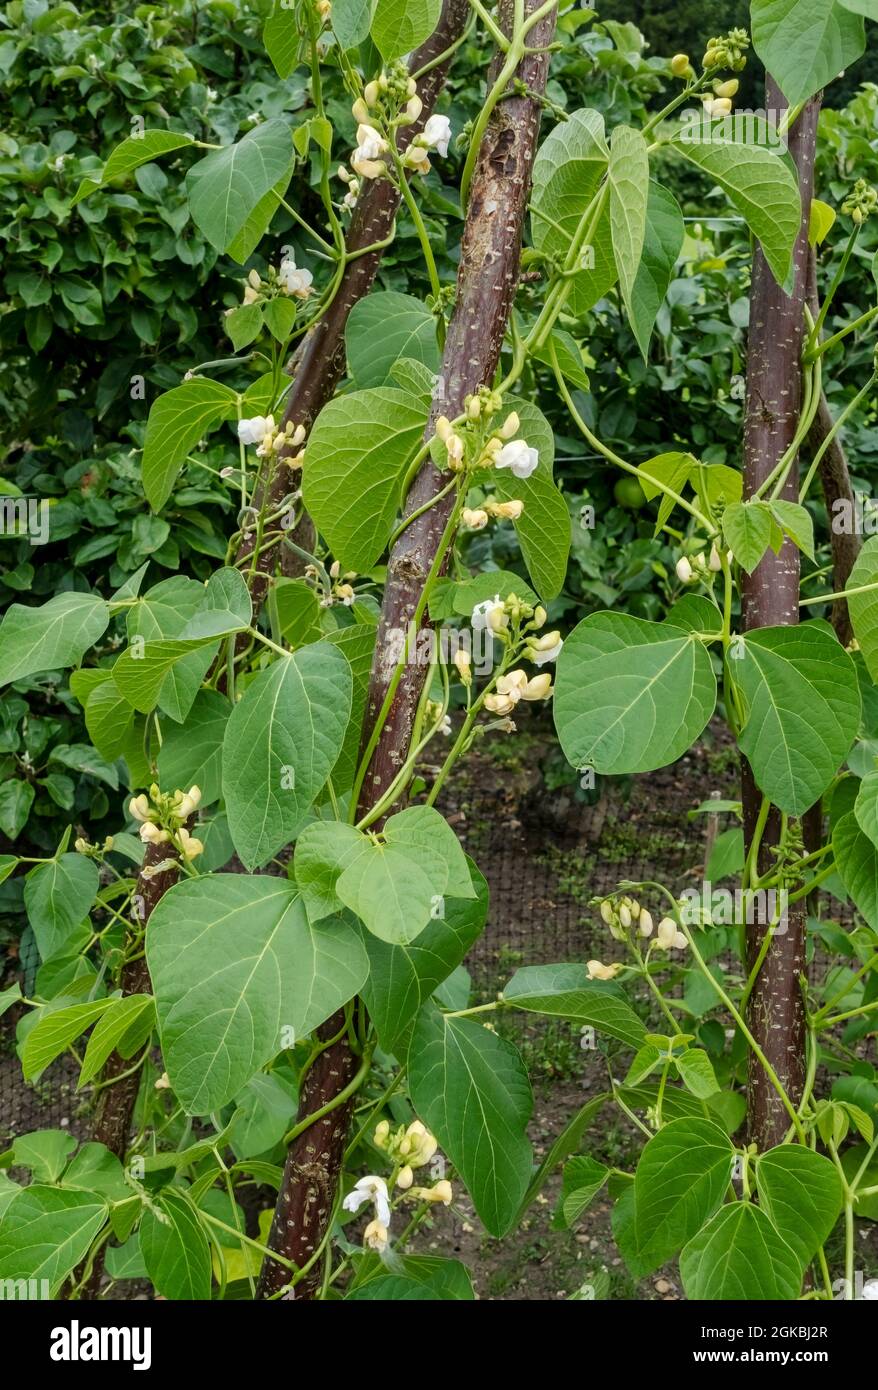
[734,623,860,816]
[809,197,837,246]
[0,780,34,839]
[141,378,239,512]
[847,536,878,680]
[186,119,294,253]
[331,806,476,945]
[24,854,100,963]
[156,691,229,808]
[0,1185,108,1293]
[229,1072,297,1160]
[332,0,372,47]
[269,578,322,648]
[225,302,264,350]
[11,1130,77,1182]
[78,995,155,1089]
[638,450,698,532]
[370,0,441,61]
[855,770,878,848]
[180,567,252,641]
[408,1005,533,1236]
[554,1155,610,1229]
[531,108,614,317]
[554,612,716,774]
[346,291,440,388]
[71,131,195,205]
[671,116,801,286]
[755,1145,843,1266]
[607,125,650,337]
[84,679,135,761]
[628,182,685,358]
[112,635,219,716]
[263,4,300,78]
[22,999,113,1082]
[722,500,773,572]
[361,859,488,1052]
[262,296,297,343]
[324,624,376,793]
[833,812,878,928]
[226,165,295,264]
[752,0,866,107]
[222,643,351,870]
[680,1201,802,1300]
[348,1255,474,1300]
[125,574,220,721]
[147,875,368,1112]
[0,592,109,687]
[503,964,646,1049]
[675,1048,720,1098]
[770,499,815,559]
[303,387,427,571]
[531,328,590,391]
[139,1191,212,1300]
[615,1117,733,1277]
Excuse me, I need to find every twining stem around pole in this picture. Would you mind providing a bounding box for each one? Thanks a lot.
[256,0,559,1300]
[740,81,821,1153]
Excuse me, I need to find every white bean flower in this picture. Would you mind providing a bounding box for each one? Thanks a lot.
[278,257,313,299]
[471,594,507,632]
[237,416,272,446]
[496,439,539,480]
[422,114,452,157]
[351,123,389,178]
[529,630,563,666]
[342,1174,392,1226]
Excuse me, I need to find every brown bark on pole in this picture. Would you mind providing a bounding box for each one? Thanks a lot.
[741,81,821,1151]
[77,839,183,1297]
[236,0,471,616]
[256,0,557,1300]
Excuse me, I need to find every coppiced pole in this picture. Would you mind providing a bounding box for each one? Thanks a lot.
[80,2,470,1295]
[237,0,471,615]
[256,0,558,1299]
[741,79,821,1150]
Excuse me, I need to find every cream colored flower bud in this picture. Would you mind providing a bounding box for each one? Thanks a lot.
[485,692,516,716]
[486,604,509,634]
[155,1071,171,1090]
[434,415,452,442]
[103,835,115,852]
[708,544,722,573]
[128,794,151,823]
[489,499,524,520]
[618,904,632,929]
[674,931,688,950]
[656,916,677,949]
[140,822,169,844]
[467,396,481,420]
[429,1180,453,1205]
[600,901,614,925]
[406,77,418,96]
[242,285,259,305]
[374,1119,390,1148]
[445,433,464,463]
[248,268,261,290]
[178,828,204,860]
[462,507,489,530]
[351,96,370,123]
[714,78,739,98]
[533,605,547,629]
[363,1219,388,1252]
[671,53,690,76]
[638,909,654,937]
[523,672,552,701]
[396,1165,414,1190]
[405,95,423,122]
[500,411,520,439]
[363,80,380,106]
[676,556,694,583]
[453,648,472,683]
[177,785,202,819]
[74,837,90,854]
[586,960,622,981]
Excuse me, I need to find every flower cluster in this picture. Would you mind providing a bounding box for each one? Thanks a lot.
[343,1119,452,1253]
[588,892,689,980]
[702,28,750,73]
[484,668,553,716]
[841,179,878,226]
[325,559,358,608]
[237,415,307,464]
[675,544,729,584]
[703,77,739,118]
[345,70,454,187]
[238,254,314,310]
[435,400,539,499]
[128,784,203,860]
